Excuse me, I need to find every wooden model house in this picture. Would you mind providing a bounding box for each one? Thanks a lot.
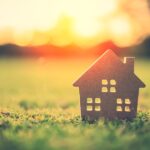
[73,50,145,121]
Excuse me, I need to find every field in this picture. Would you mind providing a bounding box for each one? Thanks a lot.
[0,57,150,150]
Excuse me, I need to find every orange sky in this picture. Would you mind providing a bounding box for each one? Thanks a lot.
[0,0,150,47]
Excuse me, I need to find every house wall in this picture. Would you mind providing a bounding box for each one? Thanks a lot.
[78,78,140,121]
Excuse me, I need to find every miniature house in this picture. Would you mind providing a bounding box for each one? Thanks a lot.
[73,50,145,121]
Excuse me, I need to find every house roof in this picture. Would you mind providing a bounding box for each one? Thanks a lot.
[73,49,145,88]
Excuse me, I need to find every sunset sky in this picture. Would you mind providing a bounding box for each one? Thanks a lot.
[0,0,150,47]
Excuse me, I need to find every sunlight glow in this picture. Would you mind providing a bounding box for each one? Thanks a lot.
[0,0,149,47]
[63,0,118,37]
[109,15,139,47]
[74,20,101,37]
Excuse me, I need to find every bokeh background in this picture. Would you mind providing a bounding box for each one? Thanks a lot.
[0,1,150,150]
[0,0,150,57]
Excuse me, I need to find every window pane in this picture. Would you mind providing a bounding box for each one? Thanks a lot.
[125,106,131,112]
[116,106,122,112]
[125,98,131,104]
[110,87,116,93]
[87,98,93,103]
[110,80,116,85]
[117,98,122,104]
[95,98,101,103]
[102,79,108,85]
[95,106,101,111]
[86,105,93,111]
[102,87,108,93]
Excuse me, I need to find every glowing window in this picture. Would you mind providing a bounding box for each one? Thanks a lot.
[116,106,123,112]
[125,99,131,104]
[95,98,101,103]
[86,98,102,112]
[110,80,116,85]
[86,105,93,111]
[95,106,101,111]
[117,98,122,104]
[87,98,93,104]
[102,79,108,85]
[101,79,117,93]
[125,106,131,112]
[102,87,108,93]
[110,87,116,93]
[116,98,132,112]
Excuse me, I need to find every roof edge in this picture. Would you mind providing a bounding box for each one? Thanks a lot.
[134,73,146,88]
[73,49,119,86]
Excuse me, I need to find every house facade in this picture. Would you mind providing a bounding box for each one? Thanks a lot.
[73,50,145,121]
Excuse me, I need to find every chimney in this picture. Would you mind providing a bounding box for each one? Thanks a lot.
[124,57,135,72]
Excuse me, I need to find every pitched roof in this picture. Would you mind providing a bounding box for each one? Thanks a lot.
[73,49,145,88]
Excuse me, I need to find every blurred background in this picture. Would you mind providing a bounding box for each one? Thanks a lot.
[0,0,150,58]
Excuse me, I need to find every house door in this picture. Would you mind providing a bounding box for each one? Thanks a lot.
[102,95,116,119]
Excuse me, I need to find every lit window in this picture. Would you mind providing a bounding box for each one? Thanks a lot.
[116,98,132,112]
[86,98,102,112]
[110,87,116,93]
[102,79,108,85]
[125,99,131,104]
[87,105,93,111]
[102,87,108,93]
[95,98,101,103]
[117,98,122,104]
[101,79,117,93]
[125,106,131,112]
[87,98,93,103]
[110,80,116,85]
[116,106,122,112]
[95,106,101,111]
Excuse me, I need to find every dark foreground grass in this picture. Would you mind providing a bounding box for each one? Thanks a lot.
[0,58,149,150]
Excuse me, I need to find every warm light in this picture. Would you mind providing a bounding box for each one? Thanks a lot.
[0,0,149,47]
[109,15,137,46]
[96,0,119,17]
[74,19,101,37]
[13,30,33,46]
[63,0,118,37]
[109,16,132,37]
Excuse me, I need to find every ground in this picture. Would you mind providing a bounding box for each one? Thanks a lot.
[0,57,149,150]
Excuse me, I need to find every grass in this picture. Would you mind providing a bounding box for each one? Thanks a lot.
[0,57,150,150]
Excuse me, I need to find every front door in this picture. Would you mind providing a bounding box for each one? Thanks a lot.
[101,95,116,119]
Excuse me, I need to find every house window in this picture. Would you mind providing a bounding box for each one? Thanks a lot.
[125,106,130,112]
[87,98,93,104]
[101,79,117,93]
[117,98,123,104]
[110,80,116,85]
[116,106,122,112]
[86,105,93,111]
[86,98,101,112]
[95,98,101,103]
[95,106,101,111]
[102,87,108,93]
[116,98,131,112]
[110,87,116,93]
[102,79,108,85]
[125,98,131,104]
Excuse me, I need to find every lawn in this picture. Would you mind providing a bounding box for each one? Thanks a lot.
[0,57,149,150]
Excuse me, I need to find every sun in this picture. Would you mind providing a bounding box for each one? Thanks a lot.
[62,0,119,37]
[73,19,100,37]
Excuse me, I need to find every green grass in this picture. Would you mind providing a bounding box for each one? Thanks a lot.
[0,57,150,150]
